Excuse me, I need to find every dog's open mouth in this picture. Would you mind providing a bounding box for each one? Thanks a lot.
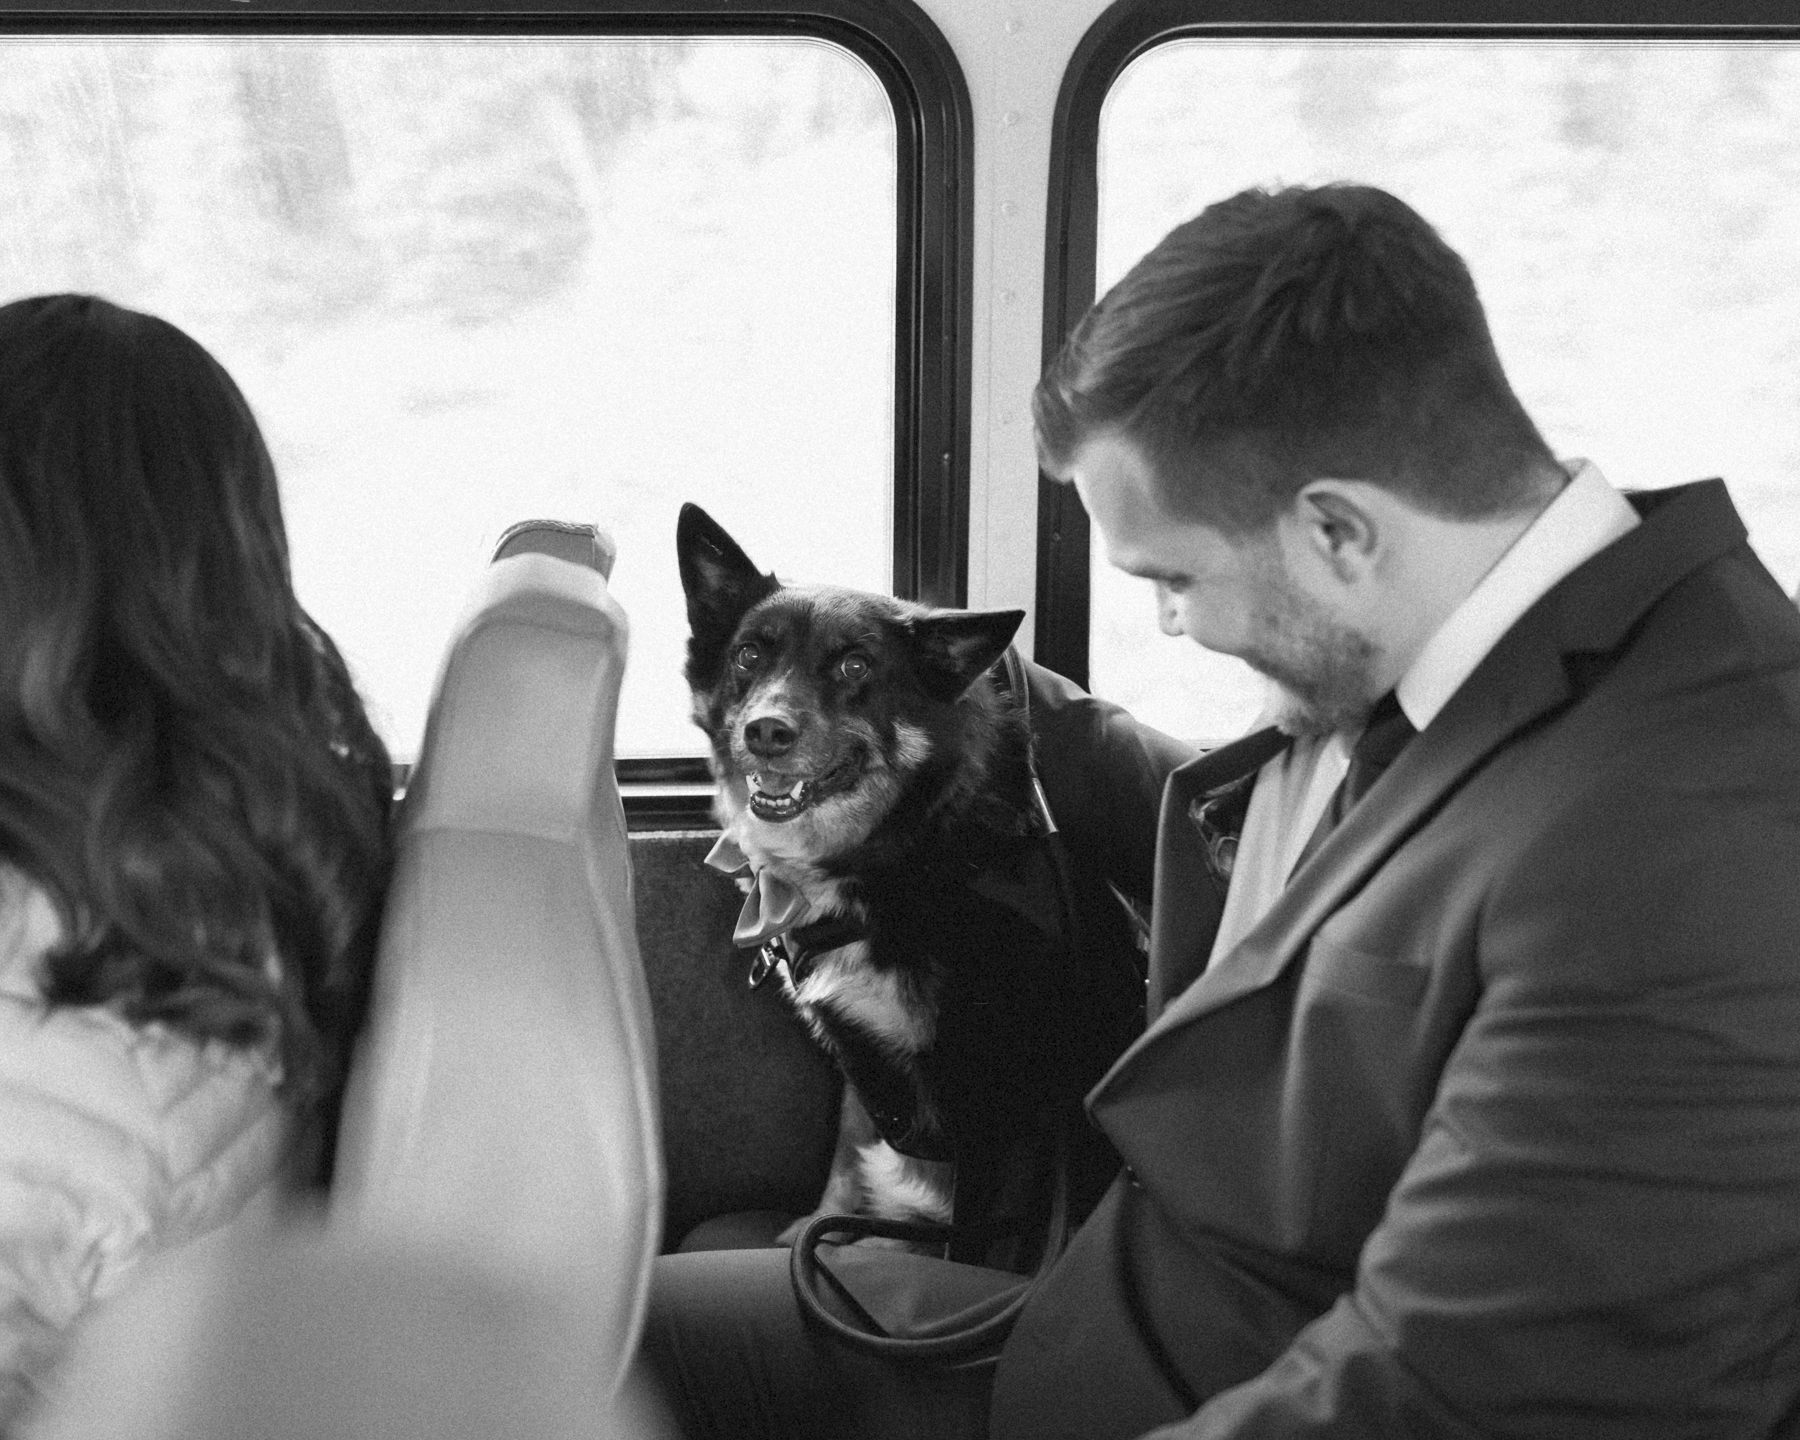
[748,772,812,822]
[746,760,857,823]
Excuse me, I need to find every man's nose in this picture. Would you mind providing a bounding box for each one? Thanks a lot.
[1154,583,1185,638]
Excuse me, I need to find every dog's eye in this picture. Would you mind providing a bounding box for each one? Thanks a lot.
[837,652,871,683]
[732,642,762,671]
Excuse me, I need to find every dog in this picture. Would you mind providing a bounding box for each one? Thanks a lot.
[677,503,1130,1262]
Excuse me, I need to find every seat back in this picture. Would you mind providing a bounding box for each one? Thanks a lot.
[332,528,660,1400]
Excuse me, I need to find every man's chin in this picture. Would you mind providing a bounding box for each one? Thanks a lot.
[1232,581,1382,738]
[1271,702,1334,738]
[1261,679,1377,738]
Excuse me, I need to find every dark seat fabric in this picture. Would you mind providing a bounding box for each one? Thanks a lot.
[628,831,840,1249]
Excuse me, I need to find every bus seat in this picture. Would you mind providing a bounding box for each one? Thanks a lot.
[331,524,660,1402]
[628,830,842,1248]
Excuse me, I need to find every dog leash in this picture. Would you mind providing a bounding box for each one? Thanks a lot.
[702,832,871,990]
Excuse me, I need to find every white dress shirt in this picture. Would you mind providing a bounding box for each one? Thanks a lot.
[1394,459,1640,730]
[1205,460,1640,969]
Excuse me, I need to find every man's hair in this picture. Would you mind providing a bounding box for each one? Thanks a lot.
[1034,183,1558,533]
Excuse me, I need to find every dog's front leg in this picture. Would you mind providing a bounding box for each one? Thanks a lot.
[778,1087,955,1249]
[777,1085,879,1246]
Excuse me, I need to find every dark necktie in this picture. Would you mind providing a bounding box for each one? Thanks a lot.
[1290,691,1417,876]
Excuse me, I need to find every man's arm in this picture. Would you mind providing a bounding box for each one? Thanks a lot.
[1018,657,1196,909]
[1146,772,1800,1439]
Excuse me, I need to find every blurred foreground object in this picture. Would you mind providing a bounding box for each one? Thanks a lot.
[25,1227,676,1440]
[330,528,662,1400]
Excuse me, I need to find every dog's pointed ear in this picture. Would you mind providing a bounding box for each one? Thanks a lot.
[902,609,1025,703]
[677,503,779,656]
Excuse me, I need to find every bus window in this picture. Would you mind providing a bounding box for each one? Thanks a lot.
[0,33,899,762]
[1079,37,1800,744]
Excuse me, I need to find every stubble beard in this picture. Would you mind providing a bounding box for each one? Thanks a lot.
[1241,580,1381,738]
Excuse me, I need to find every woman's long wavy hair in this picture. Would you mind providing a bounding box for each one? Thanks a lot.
[0,294,393,1126]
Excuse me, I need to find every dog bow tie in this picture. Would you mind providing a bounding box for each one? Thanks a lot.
[704,834,810,947]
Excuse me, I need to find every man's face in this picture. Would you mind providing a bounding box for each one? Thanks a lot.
[1070,430,1377,733]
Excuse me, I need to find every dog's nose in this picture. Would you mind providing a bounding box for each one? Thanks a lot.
[744,715,798,758]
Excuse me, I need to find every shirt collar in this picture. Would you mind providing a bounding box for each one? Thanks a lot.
[1396,460,1641,732]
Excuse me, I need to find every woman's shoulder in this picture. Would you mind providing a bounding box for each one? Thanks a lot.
[0,867,290,1421]
[1,868,289,1281]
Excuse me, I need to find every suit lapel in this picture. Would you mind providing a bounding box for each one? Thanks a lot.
[1098,478,1751,1091]
[1154,645,1570,1034]
[1146,726,1291,1019]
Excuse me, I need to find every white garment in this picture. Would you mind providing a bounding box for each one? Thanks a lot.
[1207,732,1349,968]
[0,867,289,1430]
[1207,460,1641,970]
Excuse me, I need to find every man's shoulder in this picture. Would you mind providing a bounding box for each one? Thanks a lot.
[1480,545,1800,853]
[1479,481,1800,773]
[1592,530,1800,749]
[1416,519,1800,952]
[1561,479,1795,669]
[1472,568,1800,983]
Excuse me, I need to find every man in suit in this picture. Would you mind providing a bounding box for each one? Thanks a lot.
[643,182,1800,1439]
[991,183,1800,1437]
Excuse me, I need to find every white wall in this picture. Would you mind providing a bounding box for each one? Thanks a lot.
[914,0,1108,650]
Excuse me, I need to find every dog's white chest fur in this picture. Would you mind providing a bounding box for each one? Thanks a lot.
[785,943,934,1056]
[721,806,930,1052]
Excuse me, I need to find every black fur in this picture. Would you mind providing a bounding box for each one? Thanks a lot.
[676,503,780,696]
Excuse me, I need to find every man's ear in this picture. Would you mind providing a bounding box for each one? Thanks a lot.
[902,609,1025,703]
[1290,481,1381,583]
[677,503,779,638]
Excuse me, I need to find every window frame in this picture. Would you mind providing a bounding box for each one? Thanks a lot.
[1036,0,1800,690]
[0,0,972,826]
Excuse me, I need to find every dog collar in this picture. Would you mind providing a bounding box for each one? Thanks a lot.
[705,834,868,986]
[752,914,869,988]
[704,834,808,944]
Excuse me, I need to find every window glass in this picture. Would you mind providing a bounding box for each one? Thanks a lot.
[0,35,897,758]
[1093,40,1800,743]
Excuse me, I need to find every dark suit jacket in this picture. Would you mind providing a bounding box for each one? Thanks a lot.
[994,480,1800,1439]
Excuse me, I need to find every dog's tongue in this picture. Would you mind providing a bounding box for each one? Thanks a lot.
[754,773,800,797]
